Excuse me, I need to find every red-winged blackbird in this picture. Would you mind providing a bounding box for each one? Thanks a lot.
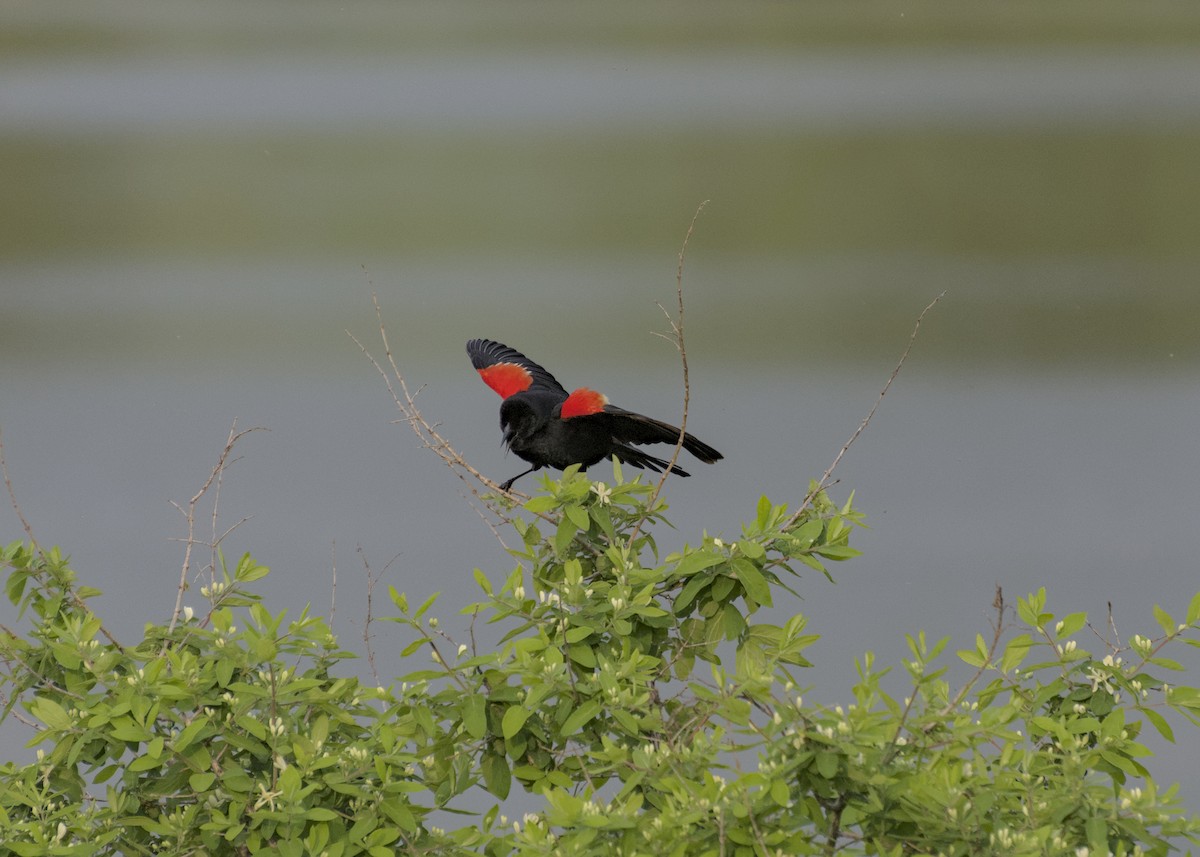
[467,339,723,491]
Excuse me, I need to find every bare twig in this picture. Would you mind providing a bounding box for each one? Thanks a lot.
[464,495,514,553]
[630,200,708,543]
[358,545,379,685]
[357,544,402,687]
[937,586,1008,717]
[348,295,521,539]
[350,293,599,559]
[785,291,945,529]
[0,428,38,551]
[166,422,267,637]
[329,540,338,634]
[1,428,124,650]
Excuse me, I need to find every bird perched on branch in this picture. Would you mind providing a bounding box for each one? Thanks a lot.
[467,339,723,491]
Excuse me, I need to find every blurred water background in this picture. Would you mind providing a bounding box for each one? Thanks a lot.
[3,0,1200,815]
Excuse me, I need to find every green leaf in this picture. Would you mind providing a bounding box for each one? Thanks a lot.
[736,539,765,560]
[109,717,152,743]
[189,772,216,792]
[502,706,531,739]
[5,569,29,606]
[957,648,986,668]
[789,519,823,548]
[612,708,641,735]
[1017,592,1040,627]
[173,715,210,753]
[589,504,616,539]
[379,798,417,833]
[561,700,603,735]
[1001,634,1033,673]
[1153,604,1174,637]
[413,592,440,620]
[523,495,558,514]
[722,604,746,640]
[473,568,493,596]
[735,638,766,680]
[673,572,714,614]
[482,752,511,799]
[1056,611,1087,638]
[814,545,860,560]
[1187,591,1200,626]
[462,695,487,739]
[30,696,72,731]
[555,516,578,556]
[565,625,593,644]
[673,550,725,578]
[235,553,269,583]
[756,494,773,529]
[1141,707,1175,743]
[564,504,590,532]
[1148,656,1185,671]
[769,778,790,808]
[568,644,597,668]
[1100,749,1142,776]
[815,751,839,779]
[732,558,771,608]
[128,753,164,773]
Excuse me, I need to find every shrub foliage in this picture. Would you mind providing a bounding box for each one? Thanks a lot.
[2,465,1199,856]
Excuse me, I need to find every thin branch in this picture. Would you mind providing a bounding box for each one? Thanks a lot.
[357,544,402,688]
[166,422,267,638]
[0,428,38,551]
[348,295,523,540]
[1,428,124,650]
[359,545,379,685]
[350,293,585,551]
[464,494,514,553]
[630,200,708,543]
[786,290,945,529]
[934,587,1007,717]
[329,540,338,634]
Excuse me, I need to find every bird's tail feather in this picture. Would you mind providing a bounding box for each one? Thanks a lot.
[611,444,692,477]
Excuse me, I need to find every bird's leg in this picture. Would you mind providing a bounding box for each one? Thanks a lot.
[499,466,538,492]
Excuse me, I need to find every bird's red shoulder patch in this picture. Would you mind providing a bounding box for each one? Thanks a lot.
[478,362,533,398]
[560,387,609,418]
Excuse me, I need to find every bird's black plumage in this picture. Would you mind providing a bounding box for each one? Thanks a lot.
[467,338,722,491]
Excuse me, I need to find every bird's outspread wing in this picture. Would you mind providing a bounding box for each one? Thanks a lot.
[601,405,724,464]
[467,339,568,398]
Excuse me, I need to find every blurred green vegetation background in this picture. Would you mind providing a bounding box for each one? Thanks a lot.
[4,0,1199,370]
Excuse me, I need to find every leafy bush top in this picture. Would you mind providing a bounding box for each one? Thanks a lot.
[2,467,1198,856]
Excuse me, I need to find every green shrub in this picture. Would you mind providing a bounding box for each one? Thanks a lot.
[2,465,1198,856]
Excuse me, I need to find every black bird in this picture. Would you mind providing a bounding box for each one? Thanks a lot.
[467,339,722,491]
